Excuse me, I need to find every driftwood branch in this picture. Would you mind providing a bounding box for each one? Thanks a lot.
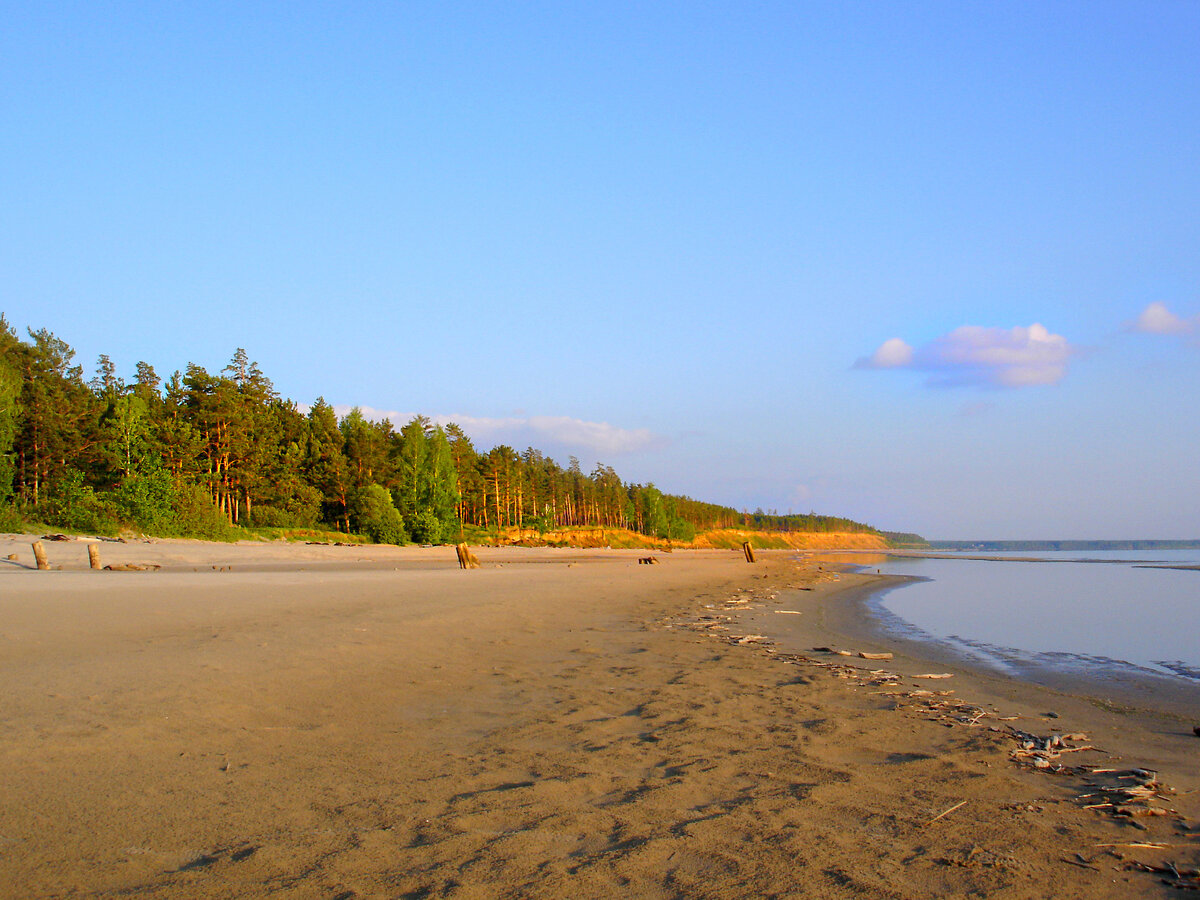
[926,799,967,825]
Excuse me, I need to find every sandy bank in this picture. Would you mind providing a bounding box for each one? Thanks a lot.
[0,537,1196,897]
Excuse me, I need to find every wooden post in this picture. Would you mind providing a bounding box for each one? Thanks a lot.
[456,542,479,569]
[742,541,756,563]
[88,543,102,570]
[32,541,50,571]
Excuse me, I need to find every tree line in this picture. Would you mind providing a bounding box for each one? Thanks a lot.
[0,318,881,544]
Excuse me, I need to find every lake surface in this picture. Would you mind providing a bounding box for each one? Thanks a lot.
[870,550,1200,682]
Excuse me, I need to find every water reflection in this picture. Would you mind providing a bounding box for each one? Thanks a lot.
[869,552,1200,679]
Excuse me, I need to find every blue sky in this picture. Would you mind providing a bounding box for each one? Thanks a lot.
[3,2,1198,538]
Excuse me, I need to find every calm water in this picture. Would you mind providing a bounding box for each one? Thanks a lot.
[871,551,1200,681]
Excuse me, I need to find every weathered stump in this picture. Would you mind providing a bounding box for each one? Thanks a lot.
[32,541,50,570]
[88,543,102,570]
[456,542,480,569]
[742,541,756,563]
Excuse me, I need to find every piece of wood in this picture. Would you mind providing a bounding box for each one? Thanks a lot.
[88,543,102,570]
[32,541,50,571]
[456,543,479,569]
[742,541,756,563]
[927,799,967,825]
[859,651,893,660]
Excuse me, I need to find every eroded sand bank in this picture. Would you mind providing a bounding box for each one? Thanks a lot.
[0,537,1197,897]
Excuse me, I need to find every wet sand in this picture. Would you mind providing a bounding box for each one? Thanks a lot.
[1,536,1197,897]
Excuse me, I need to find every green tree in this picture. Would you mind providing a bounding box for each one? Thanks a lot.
[0,317,21,502]
[304,397,351,530]
[16,328,99,507]
[393,416,430,524]
[425,425,460,536]
[349,483,407,544]
[101,394,151,478]
[341,407,392,487]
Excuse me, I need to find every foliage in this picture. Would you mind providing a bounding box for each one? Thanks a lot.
[41,468,118,535]
[882,531,930,548]
[406,509,443,544]
[170,482,238,541]
[0,316,886,544]
[0,505,24,533]
[349,484,408,545]
[111,466,176,534]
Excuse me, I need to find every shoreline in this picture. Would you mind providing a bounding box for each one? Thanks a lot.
[1,537,1198,896]
[782,549,1200,717]
[730,557,1200,797]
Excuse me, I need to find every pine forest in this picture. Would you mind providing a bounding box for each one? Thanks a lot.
[0,318,881,545]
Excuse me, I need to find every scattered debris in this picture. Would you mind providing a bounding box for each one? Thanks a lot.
[658,556,1200,897]
[1125,860,1200,891]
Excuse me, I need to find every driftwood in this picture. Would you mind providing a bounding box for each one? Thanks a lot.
[926,799,967,825]
[742,541,756,563]
[859,651,893,661]
[637,557,659,565]
[456,543,480,569]
[88,544,102,570]
[103,563,161,572]
[32,541,49,571]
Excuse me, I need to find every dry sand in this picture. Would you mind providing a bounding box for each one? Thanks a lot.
[1,536,1197,898]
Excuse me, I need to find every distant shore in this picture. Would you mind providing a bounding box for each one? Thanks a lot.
[1,536,1196,896]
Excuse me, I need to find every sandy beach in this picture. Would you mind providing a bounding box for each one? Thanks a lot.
[1,536,1197,898]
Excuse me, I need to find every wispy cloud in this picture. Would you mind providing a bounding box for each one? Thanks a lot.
[332,406,665,457]
[857,323,1076,388]
[1128,301,1197,336]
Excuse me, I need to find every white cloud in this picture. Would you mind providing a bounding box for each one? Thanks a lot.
[1129,301,1195,335]
[331,406,664,457]
[857,323,1076,388]
[855,337,913,368]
